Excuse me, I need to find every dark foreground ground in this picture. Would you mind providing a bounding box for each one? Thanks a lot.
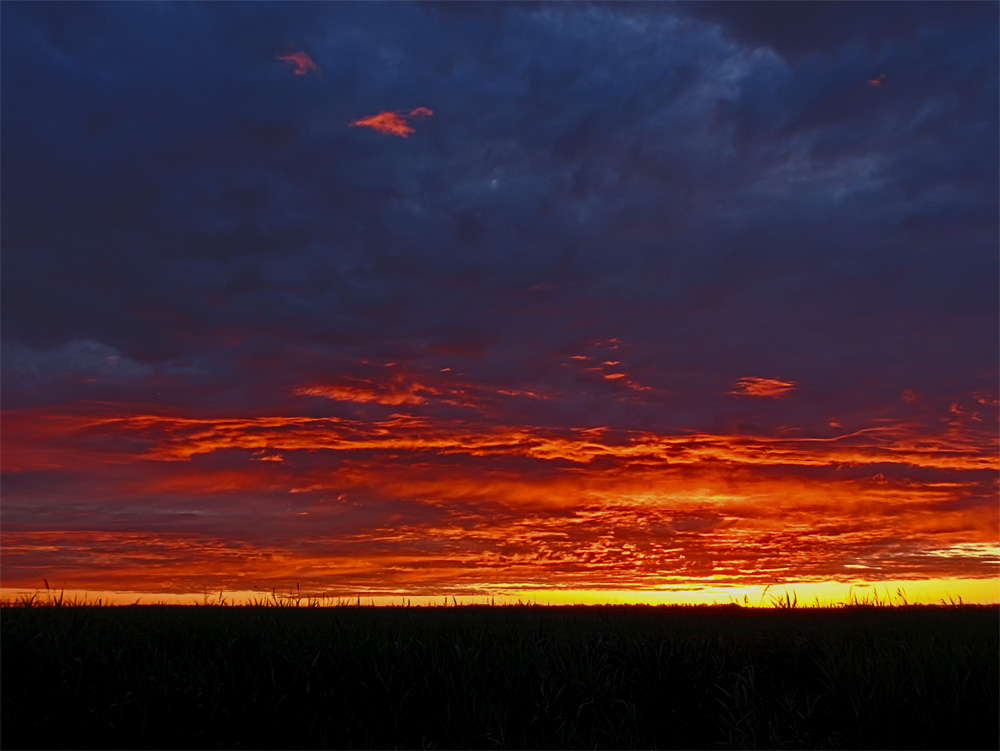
[1,603,997,749]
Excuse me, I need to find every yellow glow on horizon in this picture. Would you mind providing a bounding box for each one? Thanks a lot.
[509,578,1000,607]
[3,578,996,608]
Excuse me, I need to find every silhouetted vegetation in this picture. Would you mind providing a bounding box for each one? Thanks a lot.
[2,602,997,749]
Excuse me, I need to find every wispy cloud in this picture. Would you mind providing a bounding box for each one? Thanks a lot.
[349,107,433,137]
[276,49,320,76]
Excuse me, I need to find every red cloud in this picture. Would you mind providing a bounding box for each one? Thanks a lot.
[276,49,320,76]
[731,376,797,398]
[2,400,996,600]
[350,107,434,137]
[867,73,885,87]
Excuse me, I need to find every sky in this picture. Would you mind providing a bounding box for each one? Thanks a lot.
[2,1,998,605]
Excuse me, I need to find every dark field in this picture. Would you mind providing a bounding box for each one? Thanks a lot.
[1,603,997,750]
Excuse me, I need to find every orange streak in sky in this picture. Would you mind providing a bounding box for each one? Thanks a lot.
[731,376,796,397]
[295,383,429,406]
[294,370,548,409]
[2,406,996,472]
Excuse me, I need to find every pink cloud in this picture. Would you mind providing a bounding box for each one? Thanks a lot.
[276,49,320,76]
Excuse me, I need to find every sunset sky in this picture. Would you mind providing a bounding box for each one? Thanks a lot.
[2,1,997,605]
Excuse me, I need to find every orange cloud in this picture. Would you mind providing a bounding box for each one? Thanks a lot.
[731,376,796,398]
[276,49,320,76]
[350,107,433,137]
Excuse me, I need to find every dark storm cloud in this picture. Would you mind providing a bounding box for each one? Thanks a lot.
[1,1,994,427]
[680,1,997,64]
